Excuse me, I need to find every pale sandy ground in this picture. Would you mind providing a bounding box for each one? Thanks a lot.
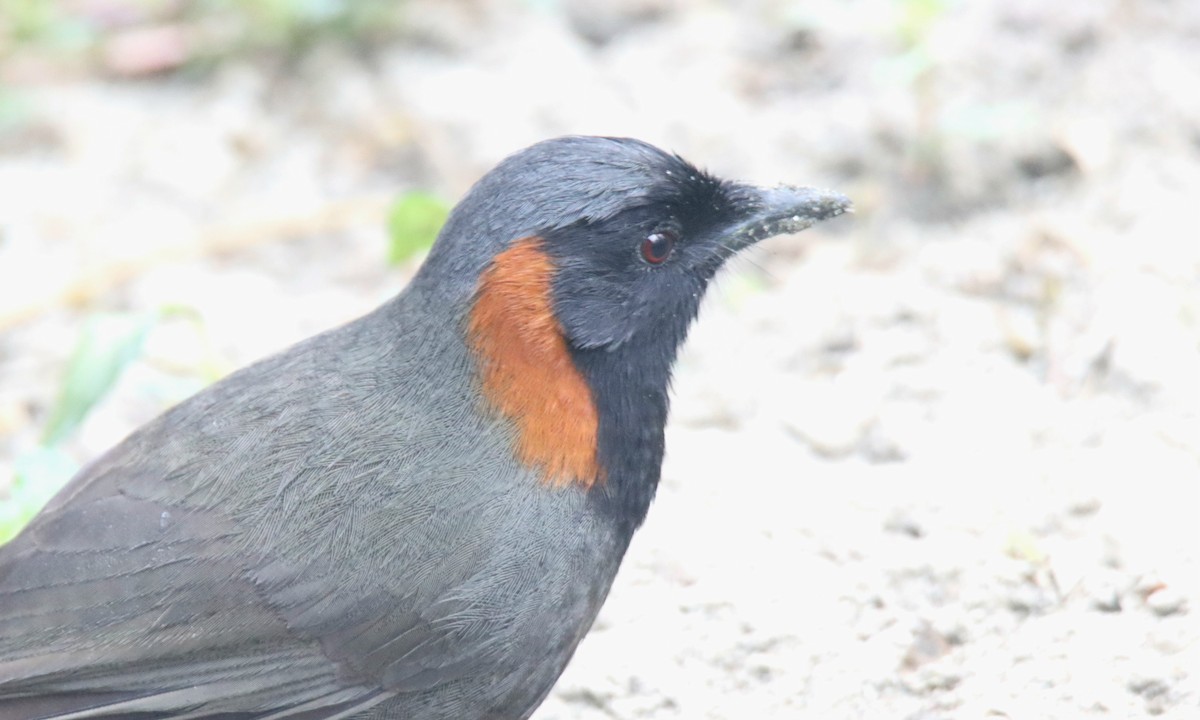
[1,2,1197,718]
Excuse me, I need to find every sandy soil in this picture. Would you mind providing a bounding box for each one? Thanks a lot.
[1,1,1197,718]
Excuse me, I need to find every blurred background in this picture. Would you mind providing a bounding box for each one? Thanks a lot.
[0,1,1197,717]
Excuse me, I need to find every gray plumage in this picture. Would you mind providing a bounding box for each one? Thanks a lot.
[1,290,624,719]
[0,136,849,719]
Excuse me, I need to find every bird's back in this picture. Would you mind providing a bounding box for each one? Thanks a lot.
[0,286,630,719]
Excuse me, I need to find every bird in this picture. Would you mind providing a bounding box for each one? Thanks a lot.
[0,135,849,719]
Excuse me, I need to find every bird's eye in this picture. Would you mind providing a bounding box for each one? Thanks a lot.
[640,230,677,265]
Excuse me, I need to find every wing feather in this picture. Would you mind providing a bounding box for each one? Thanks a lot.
[0,312,527,718]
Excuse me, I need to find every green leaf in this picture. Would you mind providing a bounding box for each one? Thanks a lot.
[387,191,449,265]
[897,0,952,47]
[41,312,158,446]
[0,446,77,545]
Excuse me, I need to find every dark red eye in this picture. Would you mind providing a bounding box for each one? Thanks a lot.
[640,230,676,265]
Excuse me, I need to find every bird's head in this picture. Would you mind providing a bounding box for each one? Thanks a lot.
[415,136,850,525]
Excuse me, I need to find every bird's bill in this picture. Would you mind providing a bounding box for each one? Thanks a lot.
[721,185,852,252]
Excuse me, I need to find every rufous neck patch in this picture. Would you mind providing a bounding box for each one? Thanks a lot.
[467,237,602,488]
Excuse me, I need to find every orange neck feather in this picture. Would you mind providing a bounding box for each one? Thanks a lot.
[467,238,601,488]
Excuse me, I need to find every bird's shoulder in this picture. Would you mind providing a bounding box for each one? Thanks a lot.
[0,295,609,715]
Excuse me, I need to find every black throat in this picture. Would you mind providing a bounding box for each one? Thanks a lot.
[570,342,676,534]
